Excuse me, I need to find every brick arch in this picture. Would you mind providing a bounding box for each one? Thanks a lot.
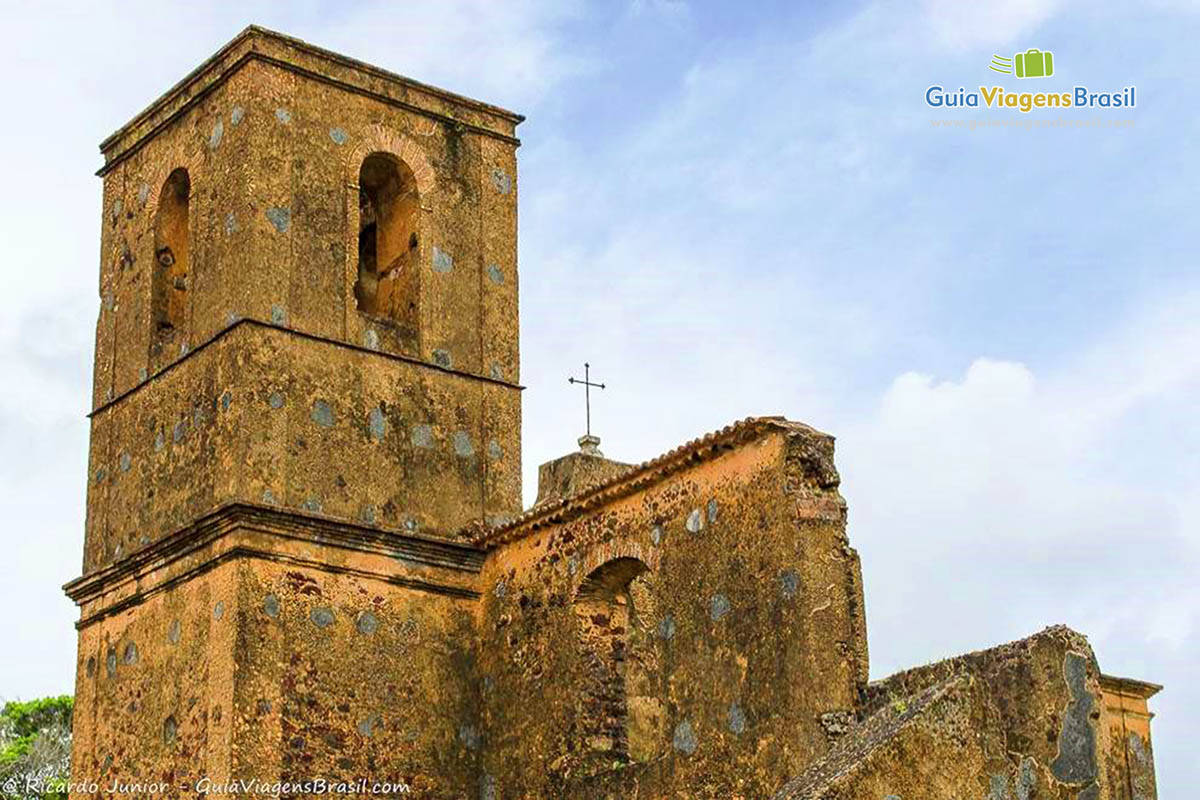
[571,544,661,765]
[344,124,436,198]
[140,145,205,355]
[140,141,205,213]
[342,126,433,338]
[575,557,648,602]
[576,539,661,590]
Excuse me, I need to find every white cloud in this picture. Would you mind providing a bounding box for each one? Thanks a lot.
[834,289,1200,792]
[317,0,596,109]
[922,0,1066,49]
[627,0,691,25]
[846,285,1199,582]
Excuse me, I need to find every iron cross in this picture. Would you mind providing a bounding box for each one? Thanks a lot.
[568,363,606,438]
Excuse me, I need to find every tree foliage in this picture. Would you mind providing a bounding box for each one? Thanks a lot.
[0,696,72,800]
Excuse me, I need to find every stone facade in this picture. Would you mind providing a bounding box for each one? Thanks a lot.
[533,436,632,507]
[65,26,1160,800]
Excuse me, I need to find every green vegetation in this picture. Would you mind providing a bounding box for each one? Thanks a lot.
[0,696,73,800]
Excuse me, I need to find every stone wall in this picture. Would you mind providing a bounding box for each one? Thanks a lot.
[84,323,520,573]
[474,419,869,798]
[70,563,237,795]
[82,26,523,574]
[93,28,520,407]
[68,504,488,798]
[1100,675,1160,800]
[777,626,1135,800]
[228,560,482,798]
[73,27,524,798]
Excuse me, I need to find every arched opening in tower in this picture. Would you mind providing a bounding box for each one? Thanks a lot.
[355,153,420,331]
[152,167,190,338]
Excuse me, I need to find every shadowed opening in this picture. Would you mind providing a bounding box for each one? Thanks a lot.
[152,168,190,338]
[573,557,661,765]
[355,153,420,331]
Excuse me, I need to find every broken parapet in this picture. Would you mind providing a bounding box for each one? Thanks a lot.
[777,626,1160,800]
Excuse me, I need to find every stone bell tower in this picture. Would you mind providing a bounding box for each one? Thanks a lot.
[66,27,522,797]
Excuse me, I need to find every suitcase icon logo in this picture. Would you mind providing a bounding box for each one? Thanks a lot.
[989,49,1055,78]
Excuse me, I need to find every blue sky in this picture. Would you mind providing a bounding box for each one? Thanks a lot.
[1,0,1196,794]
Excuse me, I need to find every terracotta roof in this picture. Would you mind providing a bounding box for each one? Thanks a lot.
[469,415,831,548]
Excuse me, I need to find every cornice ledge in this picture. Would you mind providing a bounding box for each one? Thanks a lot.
[64,501,487,606]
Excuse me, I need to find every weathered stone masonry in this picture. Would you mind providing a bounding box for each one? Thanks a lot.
[66,26,1160,800]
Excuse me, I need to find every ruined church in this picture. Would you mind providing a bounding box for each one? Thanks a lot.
[66,27,1161,799]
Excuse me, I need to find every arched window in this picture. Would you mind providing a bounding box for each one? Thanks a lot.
[152,168,190,337]
[573,557,661,764]
[355,153,420,330]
